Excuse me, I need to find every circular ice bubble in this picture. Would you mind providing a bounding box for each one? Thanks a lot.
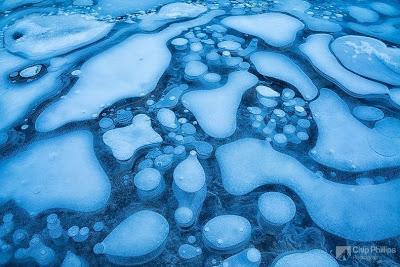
[178,244,202,259]
[134,168,162,191]
[282,88,295,101]
[273,133,288,147]
[99,118,114,130]
[171,38,189,50]
[247,248,262,263]
[181,123,196,135]
[272,249,338,267]
[185,61,208,79]
[98,210,169,265]
[202,215,251,253]
[259,98,278,108]
[352,106,384,122]
[203,72,221,84]
[157,108,177,129]
[175,207,194,227]
[190,42,203,53]
[217,40,241,50]
[258,192,296,226]
[19,65,42,78]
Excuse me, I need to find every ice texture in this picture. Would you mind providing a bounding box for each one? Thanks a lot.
[96,210,169,265]
[331,35,400,86]
[300,34,389,97]
[4,14,114,60]
[182,71,258,138]
[0,130,111,215]
[310,89,400,172]
[250,51,318,100]
[35,10,224,132]
[103,114,162,161]
[272,249,338,267]
[221,13,304,47]
[216,138,400,241]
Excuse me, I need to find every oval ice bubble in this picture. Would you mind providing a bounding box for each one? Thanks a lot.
[134,168,165,200]
[221,247,261,267]
[257,192,296,234]
[94,210,169,265]
[202,215,251,253]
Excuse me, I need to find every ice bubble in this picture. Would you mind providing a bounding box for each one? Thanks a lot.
[158,2,207,19]
[271,249,338,267]
[182,71,258,138]
[222,13,304,47]
[157,108,178,129]
[256,85,280,98]
[96,210,169,265]
[370,2,400,16]
[217,40,241,51]
[61,251,88,267]
[0,130,111,214]
[15,235,56,266]
[178,244,202,259]
[103,114,163,161]
[352,106,384,122]
[134,168,165,200]
[347,6,380,23]
[185,60,208,79]
[202,215,251,253]
[19,65,42,78]
[171,38,189,50]
[173,151,206,227]
[257,192,296,234]
[221,247,261,267]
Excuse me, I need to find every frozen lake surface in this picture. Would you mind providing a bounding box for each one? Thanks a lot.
[0,0,400,266]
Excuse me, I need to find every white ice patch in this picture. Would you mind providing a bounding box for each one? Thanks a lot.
[310,89,400,172]
[0,130,111,215]
[157,2,207,19]
[0,0,42,11]
[103,114,162,161]
[300,34,389,97]
[216,138,400,241]
[347,6,380,23]
[35,10,224,132]
[181,71,258,138]
[221,13,304,47]
[331,35,400,86]
[96,210,169,265]
[250,51,318,100]
[4,14,114,60]
[272,249,338,267]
